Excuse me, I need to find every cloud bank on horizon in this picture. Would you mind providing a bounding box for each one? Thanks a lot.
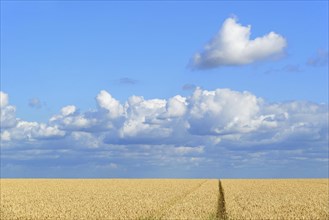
[1,89,328,177]
[191,17,287,69]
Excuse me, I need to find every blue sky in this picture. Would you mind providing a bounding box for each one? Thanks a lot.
[1,1,328,178]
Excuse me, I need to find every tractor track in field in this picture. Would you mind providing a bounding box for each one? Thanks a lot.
[217,180,228,220]
[147,180,209,219]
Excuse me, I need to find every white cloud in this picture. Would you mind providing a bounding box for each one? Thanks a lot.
[188,88,263,135]
[31,124,65,139]
[70,131,100,148]
[96,90,124,118]
[1,92,18,129]
[0,92,66,144]
[1,105,18,129]
[118,96,170,141]
[50,106,99,131]
[61,105,77,116]
[166,95,187,117]
[191,17,287,69]
[3,121,65,142]
[1,88,328,177]
[10,121,39,141]
[0,91,9,108]
[1,130,11,142]
[1,89,327,173]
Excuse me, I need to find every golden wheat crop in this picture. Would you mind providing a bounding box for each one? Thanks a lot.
[2,178,328,220]
[0,179,217,220]
[159,179,218,219]
[221,179,329,220]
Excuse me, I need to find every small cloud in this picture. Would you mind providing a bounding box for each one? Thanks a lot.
[307,49,328,67]
[282,64,302,73]
[265,64,302,74]
[28,98,43,109]
[118,77,138,85]
[190,17,287,69]
[182,83,197,91]
[61,105,77,116]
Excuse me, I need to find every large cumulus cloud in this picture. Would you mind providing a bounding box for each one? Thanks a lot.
[1,89,328,177]
[1,89,327,147]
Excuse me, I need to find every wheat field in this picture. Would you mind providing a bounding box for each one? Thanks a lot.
[0,179,218,220]
[221,179,329,220]
[1,179,328,219]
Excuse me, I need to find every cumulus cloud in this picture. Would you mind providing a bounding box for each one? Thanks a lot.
[1,130,11,141]
[191,17,287,69]
[166,95,187,117]
[0,91,9,108]
[61,105,77,116]
[1,105,17,129]
[31,124,65,139]
[2,120,65,143]
[1,92,18,129]
[2,89,327,148]
[70,131,101,148]
[50,105,100,131]
[1,92,66,145]
[1,89,328,177]
[116,95,171,143]
[188,88,263,135]
[96,90,124,118]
